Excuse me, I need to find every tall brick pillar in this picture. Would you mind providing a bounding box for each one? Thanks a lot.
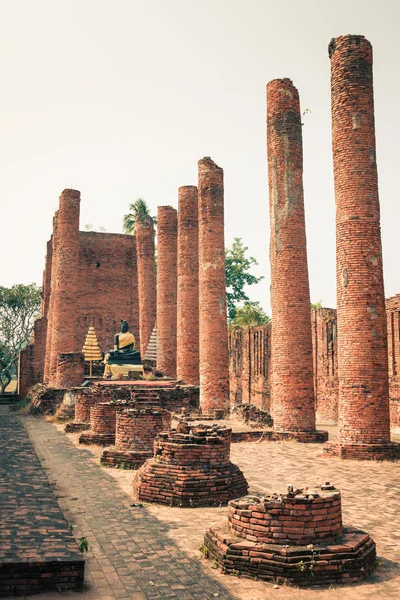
[136,217,157,358]
[44,215,58,384]
[48,190,81,388]
[325,35,399,460]
[177,186,199,385]
[267,79,321,438]
[157,206,178,377]
[198,158,229,415]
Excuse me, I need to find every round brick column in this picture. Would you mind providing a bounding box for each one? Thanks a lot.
[157,206,177,377]
[177,186,199,385]
[198,158,229,415]
[326,35,399,460]
[48,190,81,388]
[136,217,157,358]
[44,217,58,384]
[267,79,316,432]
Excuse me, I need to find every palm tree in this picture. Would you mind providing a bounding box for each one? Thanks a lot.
[123,199,157,234]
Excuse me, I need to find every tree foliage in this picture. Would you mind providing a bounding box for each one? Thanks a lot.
[123,198,157,234]
[311,300,323,309]
[225,238,264,321]
[229,302,270,328]
[0,284,41,393]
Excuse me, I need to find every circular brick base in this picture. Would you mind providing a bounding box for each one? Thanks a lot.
[100,448,152,469]
[133,459,248,507]
[323,440,400,460]
[79,432,115,446]
[204,523,376,586]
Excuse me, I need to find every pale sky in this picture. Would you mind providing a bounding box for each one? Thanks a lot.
[2,0,399,313]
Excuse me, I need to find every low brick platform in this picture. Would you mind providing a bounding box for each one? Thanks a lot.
[323,440,400,460]
[203,484,376,586]
[231,430,328,443]
[101,407,172,469]
[79,400,132,446]
[133,423,248,507]
[0,408,84,597]
[65,421,90,433]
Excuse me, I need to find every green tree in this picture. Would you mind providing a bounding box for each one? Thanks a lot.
[0,284,41,393]
[225,238,264,321]
[311,300,323,309]
[123,199,157,234]
[230,302,270,328]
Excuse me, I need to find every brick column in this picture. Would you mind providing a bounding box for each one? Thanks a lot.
[267,79,318,434]
[198,158,229,414]
[48,190,81,388]
[44,217,58,384]
[156,206,177,377]
[325,35,399,459]
[136,217,157,358]
[177,186,200,385]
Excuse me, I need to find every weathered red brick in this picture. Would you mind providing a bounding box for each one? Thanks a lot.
[325,35,399,460]
[198,158,229,415]
[177,186,199,385]
[267,79,316,432]
[136,217,157,358]
[157,206,177,377]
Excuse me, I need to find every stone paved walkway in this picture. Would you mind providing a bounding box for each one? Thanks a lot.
[6,410,400,600]
[0,408,84,597]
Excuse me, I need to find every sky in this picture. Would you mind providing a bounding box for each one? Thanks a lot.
[1,0,399,313]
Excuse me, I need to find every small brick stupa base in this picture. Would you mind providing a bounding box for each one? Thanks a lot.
[133,423,248,507]
[101,407,172,469]
[204,483,376,587]
[79,400,131,446]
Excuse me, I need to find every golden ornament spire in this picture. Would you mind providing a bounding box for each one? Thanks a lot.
[82,325,103,377]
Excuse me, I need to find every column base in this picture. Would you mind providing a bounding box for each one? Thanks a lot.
[133,459,248,507]
[324,441,400,460]
[78,431,115,446]
[100,448,152,469]
[65,421,90,433]
[204,523,376,587]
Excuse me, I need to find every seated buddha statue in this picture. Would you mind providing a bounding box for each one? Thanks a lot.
[103,321,142,379]
[107,320,141,363]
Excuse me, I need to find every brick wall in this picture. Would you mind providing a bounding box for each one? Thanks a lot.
[386,294,400,430]
[312,308,338,424]
[228,325,271,410]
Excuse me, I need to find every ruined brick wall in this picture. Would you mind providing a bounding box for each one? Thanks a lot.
[228,324,271,410]
[75,231,139,353]
[177,186,199,385]
[267,79,316,432]
[312,308,338,424]
[198,158,230,414]
[156,206,177,377]
[386,294,400,430]
[330,35,391,452]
